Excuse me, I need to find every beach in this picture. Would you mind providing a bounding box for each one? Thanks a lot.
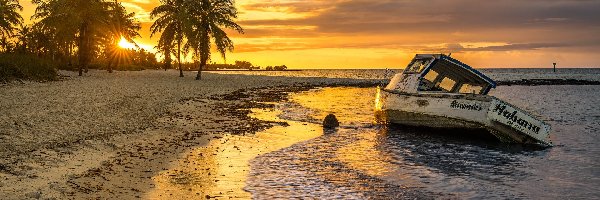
[0,70,377,199]
[1,69,599,199]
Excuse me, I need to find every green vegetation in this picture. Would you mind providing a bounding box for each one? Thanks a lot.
[151,0,244,79]
[0,0,245,82]
[165,60,291,71]
[0,53,57,82]
[265,65,288,71]
[31,0,142,75]
[150,0,186,77]
[0,0,22,39]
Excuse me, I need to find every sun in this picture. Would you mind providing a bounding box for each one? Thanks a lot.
[118,37,136,49]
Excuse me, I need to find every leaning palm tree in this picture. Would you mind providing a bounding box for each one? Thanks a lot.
[0,0,23,40]
[187,0,243,80]
[150,0,188,77]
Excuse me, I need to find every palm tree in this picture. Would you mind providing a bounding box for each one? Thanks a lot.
[0,0,22,39]
[14,24,30,52]
[150,0,188,77]
[186,0,243,80]
[103,2,141,73]
[0,36,14,52]
[33,0,111,76]
[155,35,174,71]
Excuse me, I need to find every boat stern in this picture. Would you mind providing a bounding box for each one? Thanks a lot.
[487,98,552,146]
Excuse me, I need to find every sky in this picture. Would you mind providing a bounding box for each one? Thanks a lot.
[18,0,600,69]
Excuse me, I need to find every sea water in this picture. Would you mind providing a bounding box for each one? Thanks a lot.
[152,69,600,199]
[243,84,599,199]
[210,68,600,81]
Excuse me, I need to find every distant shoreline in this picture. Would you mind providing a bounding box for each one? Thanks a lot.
[201,69,303,72]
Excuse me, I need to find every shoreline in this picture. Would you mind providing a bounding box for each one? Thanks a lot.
[0,70,379,199]
[1,69,598,198]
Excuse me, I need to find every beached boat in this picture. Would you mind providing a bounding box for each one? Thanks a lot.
[378,54,552,146]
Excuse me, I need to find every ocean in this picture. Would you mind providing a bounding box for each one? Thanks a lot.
[210,68,600,81]
[239,84,599,199]
[193,69,599,199]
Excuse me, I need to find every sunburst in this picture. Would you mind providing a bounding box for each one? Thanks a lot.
[118,36,136,49]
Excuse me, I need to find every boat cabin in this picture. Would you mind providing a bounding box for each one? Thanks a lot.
[386,54,497,95]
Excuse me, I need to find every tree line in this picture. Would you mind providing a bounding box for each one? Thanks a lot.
[168,60,290,71]
[0,0,243,80]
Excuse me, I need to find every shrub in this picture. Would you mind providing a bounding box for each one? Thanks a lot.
[0,53,58,82]
[117,64,145,71]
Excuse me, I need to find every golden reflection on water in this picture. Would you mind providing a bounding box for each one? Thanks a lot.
[336,129,394,177]
[289,87,379,125]
[145,87,435,199]
[375,86,383,111]
[334,128,428,188]
[145,108,322,199]
[374,86,388,124]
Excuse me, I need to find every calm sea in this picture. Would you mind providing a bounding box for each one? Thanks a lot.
[243,86,599,199]
[232,69,600,199]
[210,68,600,81]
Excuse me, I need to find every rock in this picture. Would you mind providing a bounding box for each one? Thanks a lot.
[25,191,42,199]
[323,114,340,129]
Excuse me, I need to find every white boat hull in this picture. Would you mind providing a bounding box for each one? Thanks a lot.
[379,89,552,146]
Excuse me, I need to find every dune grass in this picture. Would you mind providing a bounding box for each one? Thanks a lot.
[0,53,58,83]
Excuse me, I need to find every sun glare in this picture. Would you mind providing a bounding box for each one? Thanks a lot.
[118,37,136,49]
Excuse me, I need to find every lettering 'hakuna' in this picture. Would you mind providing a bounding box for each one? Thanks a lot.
[493,104,541,134]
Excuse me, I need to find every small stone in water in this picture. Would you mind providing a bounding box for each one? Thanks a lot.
[323,114,339,129]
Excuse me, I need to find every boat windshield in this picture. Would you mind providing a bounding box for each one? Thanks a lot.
[418,57,493,95]
[403,58,433,74]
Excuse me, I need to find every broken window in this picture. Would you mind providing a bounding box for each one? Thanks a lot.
[459,84,483,94]
[404,58,432,74]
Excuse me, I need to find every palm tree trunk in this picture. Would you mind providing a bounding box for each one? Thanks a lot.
[108,55,113,73]
[196,56,206,80]
[196,28,210,80]
[84,35,90,73]
[163,47,171,71]
[178,38,183,77]
[78,23,87,76]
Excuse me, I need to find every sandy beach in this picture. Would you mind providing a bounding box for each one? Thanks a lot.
[1,69,599,199]
[0,70,378,199]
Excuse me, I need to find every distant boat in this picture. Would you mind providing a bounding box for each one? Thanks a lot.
[378,54,552,146]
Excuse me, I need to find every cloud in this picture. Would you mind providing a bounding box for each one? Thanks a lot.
[241,0,339,13]
[467,43,569,51]
[235,0,600,53]
[121,2,153,23]
[246,0,600,32]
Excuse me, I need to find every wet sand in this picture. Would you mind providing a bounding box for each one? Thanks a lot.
[0,70,377,199]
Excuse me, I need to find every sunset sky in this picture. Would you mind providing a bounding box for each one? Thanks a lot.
[19,0,600,69]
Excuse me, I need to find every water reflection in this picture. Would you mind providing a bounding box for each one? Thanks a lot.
[378,125,539,198]
[145,108,322,199]
[246,87,548,199]
[246,127,431,199]
[146,86,596,199]
[286,87,379,125]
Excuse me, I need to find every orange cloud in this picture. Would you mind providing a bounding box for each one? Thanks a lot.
[17,0,600,68]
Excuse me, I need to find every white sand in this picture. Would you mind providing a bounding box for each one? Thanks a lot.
[0,70,376,199]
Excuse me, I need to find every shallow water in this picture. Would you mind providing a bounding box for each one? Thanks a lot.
[145,106,324,199]
[209,68,600,81]
[147,85,599,199]
[245,86,600,199]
